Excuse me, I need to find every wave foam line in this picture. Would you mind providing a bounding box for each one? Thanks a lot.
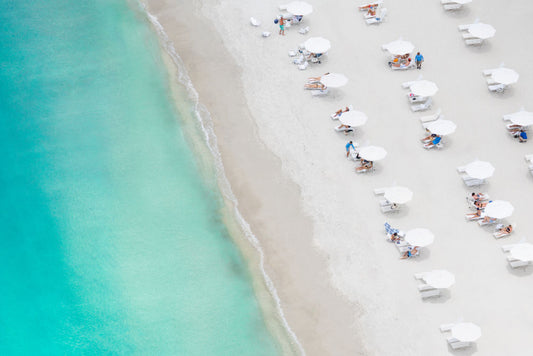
[139,4,306,356]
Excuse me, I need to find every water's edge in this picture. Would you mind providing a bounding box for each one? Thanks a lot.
[134,2,304,355]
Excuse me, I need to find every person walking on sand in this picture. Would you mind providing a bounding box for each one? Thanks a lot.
[346,141,356,158]
[278,16,286,36]
[415,52,424,69]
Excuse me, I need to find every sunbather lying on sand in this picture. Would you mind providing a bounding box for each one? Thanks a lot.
[481,216,497,224]
[307,72,330,83]
[465,209,483,220]
[304,83,327,90]
[474,200,488,209]
[471,192,488,201]
[421,133,437,142]
[497,224,513,235]
[401,246,419,259]
[388,58,412,69]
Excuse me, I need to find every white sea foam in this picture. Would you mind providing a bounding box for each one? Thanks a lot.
[138,4,305,356]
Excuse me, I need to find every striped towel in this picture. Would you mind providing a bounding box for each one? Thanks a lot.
[384,222,399,235]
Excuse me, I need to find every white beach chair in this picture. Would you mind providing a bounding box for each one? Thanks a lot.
[501,243,520,252]
[478,218,498,226]
[483,68,498,76]
[311,88,328,96]
[411,98,432,112]
[381,204,400,213]
[401,80,417,89]
[509,259,531,268]
[440,323,455,332]
[298,61,309,70]
[374,187,386,195]
[407,93,428,103]
[448,338,472,350]
[334,125,354,134]
[250,17,261,26]
[494,227,514,239]
[298,26,310,35]
[444,3,462,10]
[465,38,484,46]
[461,174,486,186]
[417,283,434,291]
[524,154,533,163]
[465,212,485,221]
[462,33,477,40]
[262,32,271,37]
[421,289,441,299]
[488,83,506,92]
[366,8,387,25]
[420,109,442,123]
[458,24,472,31]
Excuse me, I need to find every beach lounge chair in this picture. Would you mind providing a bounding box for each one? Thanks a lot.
[440,323,455,332]
[524,154,533,163]
[334,125,354,134]
[458,24,472,31]
[250,17,261,26]
[420,289,441,299]
[384,222,400,235]
[462,33,477,40]
[356,166,374,173]
[465,212,485,221]
[461,174,486,186]
[448,338,472,350]
[411,98,432,112]
[443,3,462,10]
[366,8,387,25]
[494,226,514,239]
[420,109,442,123]
[298,26,310,35]
[478,217,497,226]
[483,68,498,76]
[509,259,531,268]
[311,88,328,96]
[374,187,386,195]
[488,83,506,92]
[381,204,400,213]
[407,93,428,103]
[465,38,484,46]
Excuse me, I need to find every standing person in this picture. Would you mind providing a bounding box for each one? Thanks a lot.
[415,52,424,69]
[278,16,285,36]
[346,141,356,158]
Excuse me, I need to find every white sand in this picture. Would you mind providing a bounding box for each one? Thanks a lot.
[143,0,533,354]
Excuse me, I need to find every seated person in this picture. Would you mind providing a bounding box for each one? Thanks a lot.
[401,246,419,259]
[421,133,437,142]
[471,192,488,202]
[304,82,327,90]
[518,130,528,142]
[356,159,373,172]
[424,135,441,148]
[359,3,378,10]
[290,15,303,23]
[367,6,377,17]
[389,232,401,243]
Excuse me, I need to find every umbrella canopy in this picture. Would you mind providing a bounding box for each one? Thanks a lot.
[286,1,313,15]
[405,228,434,247]
[358,146,387,161]
[505,110,533,127]
[304,37,331,53]
[384,186,413,204]
[382,39,414,55]
[491,68,519,85]
[468,23,496,39]
[451,323,482,342]
[464,160,495,180]
[422,270,455,289]
[339,111,367,127]
[410,80,439,97]
[320,73,348,88]
[427,119,456,136]
[485,200,514,219]
[510,243,533,262]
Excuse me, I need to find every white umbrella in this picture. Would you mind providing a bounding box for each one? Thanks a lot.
[451,323,482,342]
[422,270,455,289]
[427,119,457,136]
[491,68,519,85]
[505,110,533,127]
[409,80,439,97]
[382,39,414,55]
[468,23,496,39]
[510,243,533,262]
[286,1,313,15]
[485,200,514,219]
[384,186,413,204]
[339,111,367,127]
[320,73,348,88]
[405,228,434,247]
[304,37,331,53]
[464,160,495,180]
[358,146,387,161]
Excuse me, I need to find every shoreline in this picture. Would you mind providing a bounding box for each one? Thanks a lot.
[138,0,365,355]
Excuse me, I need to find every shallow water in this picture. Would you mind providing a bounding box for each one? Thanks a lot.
[0,1,280,354]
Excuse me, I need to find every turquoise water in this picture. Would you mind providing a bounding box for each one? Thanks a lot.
[0,1,281,354]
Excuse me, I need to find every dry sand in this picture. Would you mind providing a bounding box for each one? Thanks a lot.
[142,0,533,355]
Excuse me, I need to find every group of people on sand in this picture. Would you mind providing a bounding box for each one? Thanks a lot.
[276,14,304,36]
[388,52,424,70]
[344,140,373,172]
[386,228,420,259]
[465,193,513,236]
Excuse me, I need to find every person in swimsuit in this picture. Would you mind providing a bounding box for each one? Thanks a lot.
[279,16,285,36]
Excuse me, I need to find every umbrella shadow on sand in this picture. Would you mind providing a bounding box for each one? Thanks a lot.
[506,264,533,277]
[465,41,493,54]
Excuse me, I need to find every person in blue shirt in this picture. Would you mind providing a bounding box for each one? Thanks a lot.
[519,130,528,142]
[415,52,424,69]
[346,141,356,157]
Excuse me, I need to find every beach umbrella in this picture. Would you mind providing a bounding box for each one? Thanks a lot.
[422,270,455,289]
[451,323,482,342]
[467,23,496,39]
[339,111,367,127]
[286,1,313,15]
[358,146,387,161]
[485,200,514,219]
[409,80,439,97]
[382,39,414,55]
[320,73,348,88]
[427,119,457,136]
[384,186,413,204]
[304,37,331,53]
[506,110,533,127]
[509,243,533,262]
[464,160,495,180]
[491,68,519,85]
[405,228,434,247]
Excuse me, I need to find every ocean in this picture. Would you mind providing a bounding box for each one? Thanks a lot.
[0,0,281,354]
